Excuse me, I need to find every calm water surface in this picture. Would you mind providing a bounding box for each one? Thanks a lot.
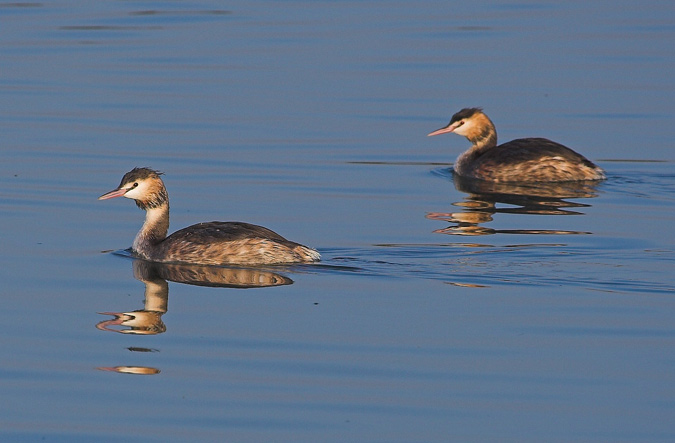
[1,1,674,441]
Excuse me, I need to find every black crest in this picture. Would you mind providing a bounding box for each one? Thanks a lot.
[450,107,483,124]
[119,167,163,187]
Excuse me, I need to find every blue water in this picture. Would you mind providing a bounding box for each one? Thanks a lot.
[1,1,674,441]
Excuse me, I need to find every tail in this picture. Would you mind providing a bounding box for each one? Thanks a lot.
[294,245,321,262]
[592,166,607,180]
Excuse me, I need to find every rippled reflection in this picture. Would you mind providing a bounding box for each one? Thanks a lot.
[428,174,603,236]
[97,366,161,375]
[141,260,295,288]
[97,260,293,335]
[97,260,293,374]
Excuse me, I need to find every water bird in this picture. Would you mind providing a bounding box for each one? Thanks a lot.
[98,167,320,266]
[428,108,606,182]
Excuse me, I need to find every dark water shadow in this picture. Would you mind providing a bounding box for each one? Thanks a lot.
[428,169,604,236]
[96,258,293,375]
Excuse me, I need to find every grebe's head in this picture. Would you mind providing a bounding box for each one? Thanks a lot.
[99,167,168,209]
[428,108,493,140]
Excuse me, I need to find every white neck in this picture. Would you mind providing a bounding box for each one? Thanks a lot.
[133,203,170,259]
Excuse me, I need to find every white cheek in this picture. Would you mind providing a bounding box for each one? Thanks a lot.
[124,188,140,199]
[453,121,472,136]
[124,185,147,199]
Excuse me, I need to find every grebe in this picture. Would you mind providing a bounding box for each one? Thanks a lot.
[99,168,320,266]
[428,108,606,182]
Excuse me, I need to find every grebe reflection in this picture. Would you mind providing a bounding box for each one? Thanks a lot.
[96,260,294,375]
[427,173,603,236]
[96,260,293,335]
